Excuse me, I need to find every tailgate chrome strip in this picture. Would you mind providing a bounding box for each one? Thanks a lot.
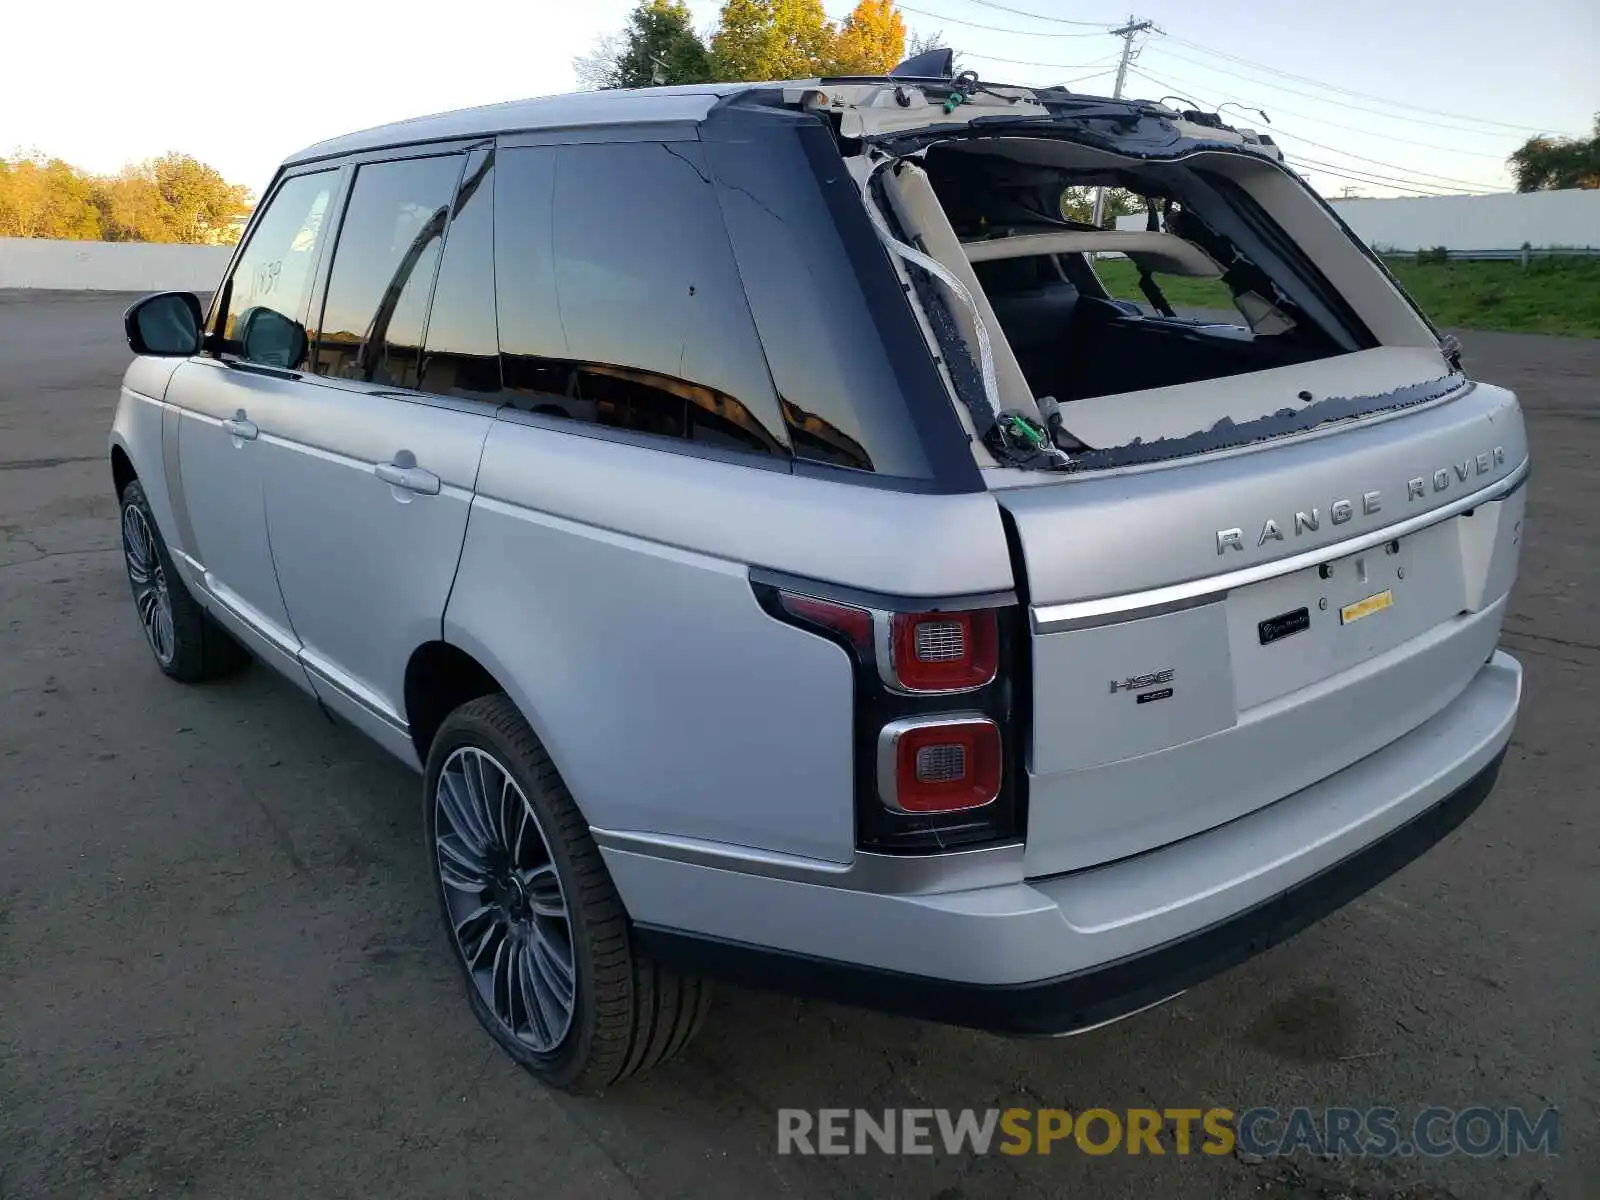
[1032,457,1528,633]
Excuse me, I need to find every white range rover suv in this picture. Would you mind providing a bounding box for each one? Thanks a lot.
[110,62,1527,1093]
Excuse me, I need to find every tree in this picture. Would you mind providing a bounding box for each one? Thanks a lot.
[0,155,101,239]
[829,0,906,76]
[1059,185,1142,227]
[575,1,712,90]
[573,33,624,91]
[616,0,712,87]
[710,0,836,81]
[0,151,251,243]
[1508,115,1600,191]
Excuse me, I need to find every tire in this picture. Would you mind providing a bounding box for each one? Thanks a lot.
[423,695,710,1094]
[118,479,250,683]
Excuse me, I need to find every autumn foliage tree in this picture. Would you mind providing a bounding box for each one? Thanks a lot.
[829,0,908,76]
[578,0,911,88]
[0,151,252,242]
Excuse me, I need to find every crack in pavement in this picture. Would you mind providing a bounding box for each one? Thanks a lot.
[0,454,105,471]
[1501,627,1600,654]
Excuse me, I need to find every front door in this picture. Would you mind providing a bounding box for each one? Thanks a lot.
[165,169,339,677]
[251,150,501,765]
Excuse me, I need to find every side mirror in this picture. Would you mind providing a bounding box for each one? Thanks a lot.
[124,292,203,357]
[235,306,308,370]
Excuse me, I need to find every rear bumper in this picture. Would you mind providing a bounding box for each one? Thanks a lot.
[637,744,1505,1035]
[609,651,1521,1036]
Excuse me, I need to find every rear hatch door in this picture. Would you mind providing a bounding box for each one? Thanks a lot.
[999,379,1527,876]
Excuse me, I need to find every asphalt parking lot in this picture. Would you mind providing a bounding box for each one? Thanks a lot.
[1,289,1594,1199]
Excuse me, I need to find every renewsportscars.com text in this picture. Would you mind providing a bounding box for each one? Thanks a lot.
[777,1106,1560,1158]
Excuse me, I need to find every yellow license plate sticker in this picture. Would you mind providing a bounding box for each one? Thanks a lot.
[1341,589,1394,625]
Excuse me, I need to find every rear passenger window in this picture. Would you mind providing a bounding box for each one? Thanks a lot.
[419,149,501,400]
[221,171,334,367]
[313,155,462,387]
[496,141,788,458]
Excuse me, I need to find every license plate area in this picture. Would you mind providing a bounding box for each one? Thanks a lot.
[1225,519,1467,711]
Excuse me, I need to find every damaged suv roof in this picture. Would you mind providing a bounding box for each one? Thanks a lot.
[285,76,1283,170]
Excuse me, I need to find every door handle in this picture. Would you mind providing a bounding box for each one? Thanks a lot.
[222,410,259,441]
[375,458,441,495]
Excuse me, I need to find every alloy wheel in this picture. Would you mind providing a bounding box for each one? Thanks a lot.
[434,746,577,1052]
[122,503,175,666]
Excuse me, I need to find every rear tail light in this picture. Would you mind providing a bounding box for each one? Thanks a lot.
[777,592,871,654]
[879,716,1002,813]
[885,610,998,693]
[758,581,1023,853]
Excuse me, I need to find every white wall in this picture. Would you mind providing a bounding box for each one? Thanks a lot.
[1116,188,1599,254]
[1328,189,1600,253]
[0,237,232,292]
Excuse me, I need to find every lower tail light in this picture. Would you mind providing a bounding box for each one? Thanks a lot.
[879,715,1002,814]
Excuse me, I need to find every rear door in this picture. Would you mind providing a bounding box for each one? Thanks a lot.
[252,149,499,764]
[1000,383,1528,876]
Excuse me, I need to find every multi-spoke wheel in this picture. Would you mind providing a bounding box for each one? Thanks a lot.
[423,694,711,1093]
[122,502,175,667]
[436,746,577,1052]
[117,479,250,682]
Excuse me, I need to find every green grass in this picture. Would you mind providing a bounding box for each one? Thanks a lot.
[1090,258,1237,312]
[1381,256,1600,338]
[1090,254,1600,338]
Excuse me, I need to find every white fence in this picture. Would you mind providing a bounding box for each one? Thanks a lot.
[1328,189,1600,254]
[0,237,232,292]
[1114,187,1599,255]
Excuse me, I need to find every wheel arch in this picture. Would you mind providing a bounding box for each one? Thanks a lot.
[111,442,137,499]
[405,638,592,826]
[404,640,506,767]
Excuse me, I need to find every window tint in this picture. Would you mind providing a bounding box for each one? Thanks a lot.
[704,111,965,482]
[222,171,333,367]
[419,149,501,400]
[495,142,787,458]
[313,155,463,387]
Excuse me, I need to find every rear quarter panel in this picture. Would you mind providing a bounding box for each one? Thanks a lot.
[445,417,1014,864]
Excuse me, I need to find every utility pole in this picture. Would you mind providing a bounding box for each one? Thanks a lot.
[1092,16,1156,228]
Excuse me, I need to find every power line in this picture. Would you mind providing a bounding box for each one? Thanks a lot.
[963,50,1122,70]
[1123,65,1512,159]
[1286,155,1496,196]
[1123,67,1503,194]
[960,0,1120,27]
[1147,44,1559,139]
[1283,160,1469,197]
[911,0,1579,138]
[1268,127,1500,190]
[1164,34,1580,138]
[896,2,1112,37]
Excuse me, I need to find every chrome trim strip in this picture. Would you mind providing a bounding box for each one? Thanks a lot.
[876,712,999,814]
[591,829,1025,896]
[1033,992,1187,1040]
[299,651,409,734]
[1032,457,1530,633]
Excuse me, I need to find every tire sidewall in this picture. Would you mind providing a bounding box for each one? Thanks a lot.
[422,701,615,1090]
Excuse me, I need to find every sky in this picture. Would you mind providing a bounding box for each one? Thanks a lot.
[2,0,1594,201]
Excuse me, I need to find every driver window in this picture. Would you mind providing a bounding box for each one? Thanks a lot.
[220,172,333,366]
